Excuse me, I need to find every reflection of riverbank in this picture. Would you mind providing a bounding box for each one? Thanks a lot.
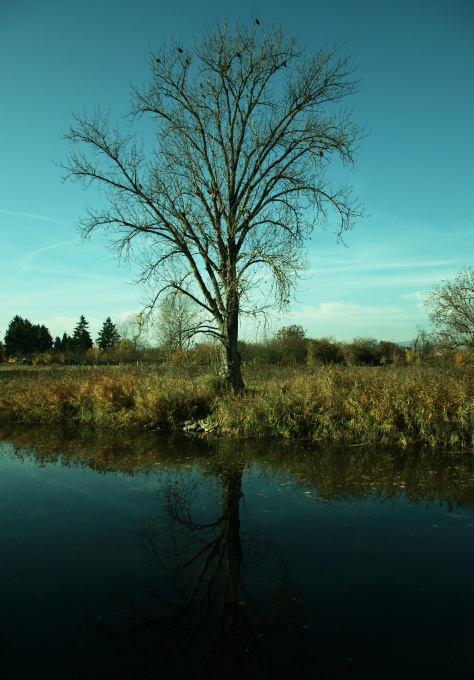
[1,423,474,508]
[1,426,474,678]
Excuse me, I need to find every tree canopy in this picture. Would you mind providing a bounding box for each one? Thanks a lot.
[425,266,474,349]
[61,16,365,389]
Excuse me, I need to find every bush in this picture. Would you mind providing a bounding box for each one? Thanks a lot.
[307,337,344,365]
[266,325,308,365]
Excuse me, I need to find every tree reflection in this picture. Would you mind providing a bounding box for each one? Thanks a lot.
[2,424,473,511]
[115,457,309,679]
[2,425,474,679]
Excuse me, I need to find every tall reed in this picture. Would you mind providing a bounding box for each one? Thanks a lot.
[210,365,474,447]
[0,366,218,429]
[1,364,473,447]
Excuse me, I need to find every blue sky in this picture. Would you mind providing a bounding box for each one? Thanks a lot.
[1,0,473,344]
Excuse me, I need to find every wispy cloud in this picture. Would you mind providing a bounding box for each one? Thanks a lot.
[308,253,457,277]
[0,209,66,225]
[18,240,80,274]
[302,301,401,320]
[283,300,427,341]
[400,291,425,301]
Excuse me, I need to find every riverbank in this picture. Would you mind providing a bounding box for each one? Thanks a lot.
[0,364,473,448]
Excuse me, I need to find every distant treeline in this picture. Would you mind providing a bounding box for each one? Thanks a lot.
[1,315,471,368]
[1,314,119,364]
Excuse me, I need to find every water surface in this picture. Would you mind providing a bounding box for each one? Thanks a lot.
[1,425,473,679]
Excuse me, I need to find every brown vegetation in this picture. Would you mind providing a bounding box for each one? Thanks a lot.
[0,362,473,448]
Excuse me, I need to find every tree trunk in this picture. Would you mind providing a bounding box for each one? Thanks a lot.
[222,304,245,392]
[224,341,244,392]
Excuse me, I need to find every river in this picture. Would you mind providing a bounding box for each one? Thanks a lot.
[1,424,473,679]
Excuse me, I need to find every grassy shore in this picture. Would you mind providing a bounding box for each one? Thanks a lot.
[0,364,473,448]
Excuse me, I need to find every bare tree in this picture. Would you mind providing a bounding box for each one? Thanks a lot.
[409,327,433,364]
[61,16,365,390]
[425,267,474,349]
[116,312,148,352]
[155,289,200,350]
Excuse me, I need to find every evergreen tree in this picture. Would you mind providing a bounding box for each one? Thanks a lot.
[70,315,93,354]
[4,316,35,358]
[53,336,62,353]
[3,316,53,358]
[96,317,120,351]
[35,324,53,353]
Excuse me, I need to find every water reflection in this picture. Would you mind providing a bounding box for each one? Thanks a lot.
[1,423,473,508]
[1,425,474,679]
[124,459,308,679]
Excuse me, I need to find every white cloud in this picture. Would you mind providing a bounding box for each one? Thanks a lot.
[276,300,427,342]
[400,291,425,301]
[302,301,398,320]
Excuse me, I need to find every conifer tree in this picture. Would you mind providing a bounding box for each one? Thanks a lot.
[96,317,120,350]
[4,316,53,359]
[71,315,93,354]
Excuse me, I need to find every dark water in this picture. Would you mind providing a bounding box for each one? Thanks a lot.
[0,426,473,679]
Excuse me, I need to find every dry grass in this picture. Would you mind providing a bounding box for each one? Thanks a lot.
[211,365,474,448]
[0,365,219,430]
[0,364,473,448]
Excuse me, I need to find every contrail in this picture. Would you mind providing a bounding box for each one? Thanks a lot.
[0,209,66,224]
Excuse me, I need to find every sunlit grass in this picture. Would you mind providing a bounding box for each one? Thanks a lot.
[211,365,474,447]
[0,364,473,448]
[0,365,218,430]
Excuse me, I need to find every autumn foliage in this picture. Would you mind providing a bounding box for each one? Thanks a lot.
[1,362,473,449]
